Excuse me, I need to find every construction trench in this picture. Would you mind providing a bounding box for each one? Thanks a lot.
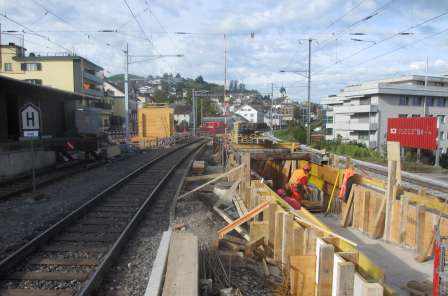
[147,138,447,296]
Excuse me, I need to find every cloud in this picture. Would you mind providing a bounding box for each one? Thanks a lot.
[1,0,448,101]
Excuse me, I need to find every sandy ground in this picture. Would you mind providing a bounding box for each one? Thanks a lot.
[317,214,432,295]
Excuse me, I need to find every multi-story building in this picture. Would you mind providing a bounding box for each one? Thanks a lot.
[323,75,448,153]
[0,43,104,98]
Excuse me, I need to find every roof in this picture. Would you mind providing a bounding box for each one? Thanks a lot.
[13,54,103,70]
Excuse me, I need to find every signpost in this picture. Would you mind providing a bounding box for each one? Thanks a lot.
[387,117,439,166]
[20,103,41,193]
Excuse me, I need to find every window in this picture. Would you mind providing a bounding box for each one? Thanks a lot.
[427,97,435,107]
[399,96,409,105]
[412,114,420,118]
[4,63,12,71]
[326,116,334,123]
[412,96,423,106]
[21,63,42,71]
[438,115,445,124]
[24,79,42,86]
[398,114,407,118]
[437,98,447,107]
[325,128,333,135]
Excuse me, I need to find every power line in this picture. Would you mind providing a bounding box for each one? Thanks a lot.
[0,12,73,53]
[314,8,448,75]
[326,0,369,29]
[122,0,154,47]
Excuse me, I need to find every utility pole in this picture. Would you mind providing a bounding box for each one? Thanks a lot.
[124,43,130,146]
[224,34,228,137]
[271,83,274,132]
[192,90,196,137]
[307,38,312,146]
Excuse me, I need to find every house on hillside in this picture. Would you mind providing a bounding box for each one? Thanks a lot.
[235,104,265,123]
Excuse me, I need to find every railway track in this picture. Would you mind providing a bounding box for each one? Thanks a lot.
[0,139,204,296]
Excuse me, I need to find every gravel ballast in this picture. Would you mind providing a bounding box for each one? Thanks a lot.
[0,149,170,261]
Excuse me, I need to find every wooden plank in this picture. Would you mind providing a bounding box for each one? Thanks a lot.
[340,185,356,227]
[290,255,316,296]
[353,272,383,296]
[404,204,417,249]
[305,227,318,256]
[184,173,223,182]
[399,197,409,246]
[0,289,75,296]
[384,158,398,241]
[292,224,305,256]
[389,199,401,244]
[415,205,426,256]
[213,206,250,241]
[265,203,278,247]
[316,238,334,296]
[332,254,354,296]
[281,213,294,267]
[178,164,244,200]
[249,221,268,242]
[5,272,89,281]
[217,201,270,239]
[361,189,370,234]
[274,211,285,261]
[162,232,198,296]
[244,236,265,257]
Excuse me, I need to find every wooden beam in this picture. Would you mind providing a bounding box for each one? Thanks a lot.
[213,206,250,241]
[184,173,224,182]
[178,164,243,200]
[274,211,285,261]
[415,205,427,257]
[383,160,397,241]
[290,255,316,296]
[333,254,355,296]
[341,185,356,227]
[217,201,270,239]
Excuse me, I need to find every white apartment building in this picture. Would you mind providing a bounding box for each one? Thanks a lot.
[323,75,448,153]
[264,110,284,129]
[235,104,265,123]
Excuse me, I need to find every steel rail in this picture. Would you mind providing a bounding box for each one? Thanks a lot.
[79,140,206,295]
[0,139,202,293]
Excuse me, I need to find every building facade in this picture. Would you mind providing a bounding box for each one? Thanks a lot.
[234,104,265,123]
[323,75,448,153]
[104,81,138,133]
[0,43,104,98]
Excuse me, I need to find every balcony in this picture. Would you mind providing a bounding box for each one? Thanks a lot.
[81,88,103,98]
[333,122,377,131]
[333,104,378,114]
[83,71,103,85]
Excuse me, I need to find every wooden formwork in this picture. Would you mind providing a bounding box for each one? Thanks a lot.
[246,180,387,295]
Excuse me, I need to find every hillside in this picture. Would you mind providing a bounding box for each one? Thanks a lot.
[107,74,144,81]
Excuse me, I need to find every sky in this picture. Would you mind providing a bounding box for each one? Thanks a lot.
[1,0,448,102]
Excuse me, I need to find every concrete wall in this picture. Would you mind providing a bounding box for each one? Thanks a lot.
[0,150,56,178]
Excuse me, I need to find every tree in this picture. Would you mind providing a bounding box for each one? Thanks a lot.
[279,86,287,97]
[195,75,205,84]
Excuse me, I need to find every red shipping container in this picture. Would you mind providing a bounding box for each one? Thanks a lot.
[387,117,438,150]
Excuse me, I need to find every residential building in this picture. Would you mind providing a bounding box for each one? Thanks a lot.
[264,110,284,129]
[323,75,448,153]
[0,43,104,98]
[234,104,265,123]
[273,97,296,124]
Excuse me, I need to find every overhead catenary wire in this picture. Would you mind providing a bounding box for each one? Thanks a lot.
[314,8,448,76]
[0,12,73,53]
